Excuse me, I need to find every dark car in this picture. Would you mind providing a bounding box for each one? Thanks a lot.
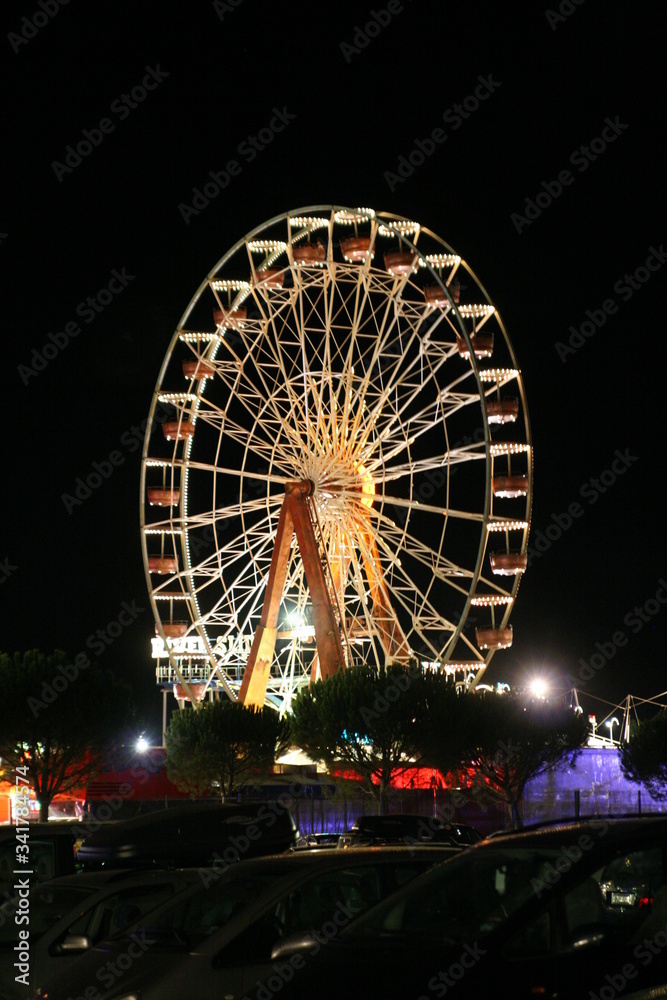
[36,846,460,999]
[269,816,667,1000]
[0,823,79,899]
[76,800,298,871]
[293,833,341,850]
[0,867,200,1000]
[337,813,482,849]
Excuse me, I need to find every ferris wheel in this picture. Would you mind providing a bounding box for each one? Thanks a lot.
[141,206,532,713]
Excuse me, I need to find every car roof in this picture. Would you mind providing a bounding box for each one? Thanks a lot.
[137,845,460,907]
[204,844,460,873]
[38,867,202,891]
[479,814,667,847]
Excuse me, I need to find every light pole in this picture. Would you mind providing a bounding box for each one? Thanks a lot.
[605,717,619,745]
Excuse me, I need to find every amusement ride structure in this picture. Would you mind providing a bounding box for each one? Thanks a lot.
[141,207,532,714]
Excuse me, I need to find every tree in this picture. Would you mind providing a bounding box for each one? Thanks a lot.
[620,708,667,798]
[289,662,462,814]
[164,699,291,800]
[0,650,134,821]
[437,693,590,829]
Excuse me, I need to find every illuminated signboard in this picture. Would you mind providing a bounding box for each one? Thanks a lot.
[150,634,252,659]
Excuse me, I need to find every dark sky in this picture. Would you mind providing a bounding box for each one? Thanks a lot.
[2,1,664,737]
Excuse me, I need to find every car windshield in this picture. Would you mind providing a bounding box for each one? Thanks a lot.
[345,847,568,945]
[0,883,95,945]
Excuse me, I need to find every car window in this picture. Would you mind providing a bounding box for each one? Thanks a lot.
[0,837,72,895]
[0,884,94,945]
[213,865,385,968]
[65,883,178,943]
[280,865,383,935]
[146,871,286,949]
[355,848,568,945]
[214,860,448,969]
[504,847,667,961]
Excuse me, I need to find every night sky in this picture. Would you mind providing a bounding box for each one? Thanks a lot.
[2,1,664,738]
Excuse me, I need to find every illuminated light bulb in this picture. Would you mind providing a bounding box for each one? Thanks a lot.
[290,216,329,228]
[334,208,375,223]
[377,220,420,237]
[179,331,218,343]
[247,240,287,253]
[489,442,530,456]
[458,304,495,318]
[418,254,461,268]
[479,368,519,382]
[210,280,251,292]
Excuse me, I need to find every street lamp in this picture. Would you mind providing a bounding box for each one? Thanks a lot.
[528,677,548,700]
[605,718,619,744]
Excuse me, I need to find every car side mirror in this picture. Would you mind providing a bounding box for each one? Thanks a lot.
[271,932,319,961]
[57,933,92,953]
[563,925,613,954]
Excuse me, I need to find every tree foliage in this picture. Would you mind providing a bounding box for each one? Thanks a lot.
[0,650,134,821]
[164,699,291,800]
[620,708,667,798]
[289,662,462,814]
[435,693,590,828]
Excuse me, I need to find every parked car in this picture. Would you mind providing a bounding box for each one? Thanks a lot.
[0,867,201,1000]
[36,845,460,999]
[337,814,482,849]
[270,816,667,1000]
[0,822,79,900]
[292,833,341,850]
[76,800,298,870]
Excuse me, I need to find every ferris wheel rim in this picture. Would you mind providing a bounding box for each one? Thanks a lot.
[141,206,533,710]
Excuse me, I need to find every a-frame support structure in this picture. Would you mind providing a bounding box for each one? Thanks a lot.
[238,480,347,707]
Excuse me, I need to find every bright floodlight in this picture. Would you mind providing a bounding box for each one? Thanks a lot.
[136,736,149,752]
[529,678,548,700]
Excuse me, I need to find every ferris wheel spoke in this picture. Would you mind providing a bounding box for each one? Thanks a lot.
[354,526,459,649]
[358,359,478,461]
[376,520,477,583]
[377,447,486,484]
[224,314,311,458]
